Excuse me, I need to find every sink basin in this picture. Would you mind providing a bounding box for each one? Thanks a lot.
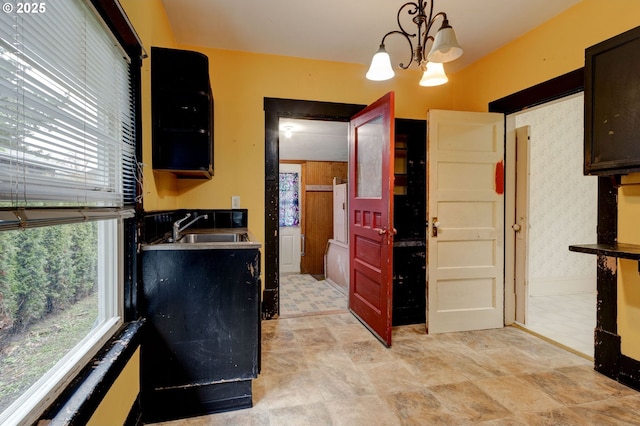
[142,228,260,251]
[179,232,248,243]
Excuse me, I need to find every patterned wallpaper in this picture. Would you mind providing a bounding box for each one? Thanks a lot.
[515,93,597,294]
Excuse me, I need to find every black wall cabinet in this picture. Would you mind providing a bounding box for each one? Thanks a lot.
[152,46,214,179]
[585,25,640,176]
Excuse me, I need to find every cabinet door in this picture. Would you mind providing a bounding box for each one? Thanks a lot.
[585,25,640,175]
[141,249,260,388]
[151,47,213,178]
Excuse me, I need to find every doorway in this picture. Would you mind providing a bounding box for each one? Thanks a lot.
[263,99,365,319]
[278,117,350,317]
[510,92,597,357]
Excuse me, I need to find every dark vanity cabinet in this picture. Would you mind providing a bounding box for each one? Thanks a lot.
[151,46,214,178]
[392,118,426,326]
[141,247,261,423]
[585,25,640,176]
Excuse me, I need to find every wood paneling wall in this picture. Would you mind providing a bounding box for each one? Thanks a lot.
[301,161,348,275]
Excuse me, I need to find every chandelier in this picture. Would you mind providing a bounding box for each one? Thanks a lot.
[366,0,463,86]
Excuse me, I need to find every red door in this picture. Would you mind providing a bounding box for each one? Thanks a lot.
[349,92,395,346]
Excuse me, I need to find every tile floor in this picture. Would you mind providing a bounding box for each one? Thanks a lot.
[280,275,596,360]
[279,274,347,317]
[152,313,639,425]
[525,293,596,358]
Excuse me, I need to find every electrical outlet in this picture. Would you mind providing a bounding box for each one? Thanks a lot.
[231,196,240,209]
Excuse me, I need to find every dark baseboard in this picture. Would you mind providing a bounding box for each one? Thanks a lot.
[594,327,621,379]
[142,380,253,424]
[619,354,640,391]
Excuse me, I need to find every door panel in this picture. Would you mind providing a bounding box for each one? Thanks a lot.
[349,92,395,346]
[427,110,504,334]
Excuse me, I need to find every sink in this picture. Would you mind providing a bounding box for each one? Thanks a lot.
[178,232,248,243]
[143,229,260,251]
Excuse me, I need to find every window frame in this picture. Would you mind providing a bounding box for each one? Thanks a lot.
[0,0,143,423]
[0,219,125,425]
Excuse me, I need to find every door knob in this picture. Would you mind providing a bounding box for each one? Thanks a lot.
[432,217,440,237]
[378,228,387,235]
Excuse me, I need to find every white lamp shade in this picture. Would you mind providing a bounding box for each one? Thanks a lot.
[366,46,395,81]
[419,62,448,86]
[427,24,463,63]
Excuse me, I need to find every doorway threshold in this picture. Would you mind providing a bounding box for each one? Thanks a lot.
[512,322,593,362]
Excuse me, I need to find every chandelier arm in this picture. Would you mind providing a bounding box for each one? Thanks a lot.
[421,11,447,60]
[396,2,420,38]
[367,0,459,81]
[381,30,415,70]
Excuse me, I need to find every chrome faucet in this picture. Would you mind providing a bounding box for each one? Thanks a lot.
[172,213,208,242]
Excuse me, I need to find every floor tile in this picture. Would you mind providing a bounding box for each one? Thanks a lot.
[324,395,401,426]
[268,402,332,426]
[279,274,347,316]
[148,313,637,425]
[427,381,512,423]
[474,375,563,414]
[382,388,467,426]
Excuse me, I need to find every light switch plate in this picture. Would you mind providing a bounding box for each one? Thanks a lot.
[231,196,240,209]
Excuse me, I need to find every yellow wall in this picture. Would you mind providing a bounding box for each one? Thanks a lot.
[618,175,640,359]
[452,0,640,112]
[121,0,455,250]
[87,348,140,426]
[121,0,180,211]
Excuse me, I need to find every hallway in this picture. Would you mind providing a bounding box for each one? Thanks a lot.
[279,274,347,317]
[153,312,638,425]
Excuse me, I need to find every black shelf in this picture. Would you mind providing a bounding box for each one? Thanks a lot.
[569,243,640,272]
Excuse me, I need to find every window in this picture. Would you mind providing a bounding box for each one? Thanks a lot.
[0,0,138,424]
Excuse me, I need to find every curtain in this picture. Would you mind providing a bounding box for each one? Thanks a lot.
[279,172,299,227]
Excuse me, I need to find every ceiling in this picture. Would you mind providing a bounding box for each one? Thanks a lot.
[279,119,349,161]
[160,0,582,161]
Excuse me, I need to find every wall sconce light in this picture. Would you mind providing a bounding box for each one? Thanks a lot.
[366,0,463,86]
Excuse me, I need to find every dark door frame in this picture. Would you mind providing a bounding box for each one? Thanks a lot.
[490,69,635,387]
[262,98,365,319]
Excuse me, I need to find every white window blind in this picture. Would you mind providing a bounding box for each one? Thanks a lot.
[0,0,136,209]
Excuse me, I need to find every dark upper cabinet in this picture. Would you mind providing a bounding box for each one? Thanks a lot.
[585,25,640,176]
[151,47,214,179]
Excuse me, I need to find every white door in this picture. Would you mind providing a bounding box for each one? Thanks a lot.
[279,163,302,274]
[427,110,505,334]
